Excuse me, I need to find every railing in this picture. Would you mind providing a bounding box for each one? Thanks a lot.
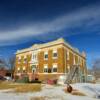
[65,65,79,84]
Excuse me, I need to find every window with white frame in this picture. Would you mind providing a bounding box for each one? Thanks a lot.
[53,50,58,59]
[24,58,27,63]
[31,65,36,73]
[73,55,76,65]
[67,64,70,72]
[66,50,69,60]
[79,57,81,65]
[24,55,27,63]
[18,56,21,64]
[78,56,79,65]
[52,64,57,72]
[17,67,20,73]
[32,53,37,61]
[23,67,26,73]
[44,64,48,73]
[44,51,48,60]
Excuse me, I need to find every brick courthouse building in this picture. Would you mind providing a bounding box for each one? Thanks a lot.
[14,38,87,82]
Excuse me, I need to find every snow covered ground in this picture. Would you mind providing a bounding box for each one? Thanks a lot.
[72,83,100,98]
[0,83,100,100]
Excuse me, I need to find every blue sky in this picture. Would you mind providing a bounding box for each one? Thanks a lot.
[0,0,100,69]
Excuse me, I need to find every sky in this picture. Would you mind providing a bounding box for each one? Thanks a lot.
[0,0,100,69]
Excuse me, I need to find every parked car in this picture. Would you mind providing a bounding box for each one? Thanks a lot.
[0,75,6,81]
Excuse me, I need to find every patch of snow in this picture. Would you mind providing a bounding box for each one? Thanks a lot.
[72,83,100,98]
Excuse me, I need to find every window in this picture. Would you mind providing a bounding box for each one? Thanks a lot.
[44,65,48,73]
[18,57,21,64]
[44,51,48,60]
[67,64,70,72]
[53,50,58,59]
[31,65,36,73]
[66,51,69,60]
[24,58,27,63]
[79,57,81,65]
[77,56,79,65]
[32,53,37,61]
[73,55,76,65]
[23,67,26,73]
[17,67,20,73]
[52,64,57,72]
[44,54,48,59]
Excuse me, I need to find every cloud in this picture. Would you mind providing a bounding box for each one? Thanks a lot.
[0,4,100,46]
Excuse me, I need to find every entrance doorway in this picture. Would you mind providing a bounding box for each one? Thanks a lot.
[31,65,36,73]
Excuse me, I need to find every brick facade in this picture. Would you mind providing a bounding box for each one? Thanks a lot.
[14,38,87,82]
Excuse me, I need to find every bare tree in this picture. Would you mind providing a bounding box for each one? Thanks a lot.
[7,55,16,78]
[0,57,8,69]
[92,58,100,79]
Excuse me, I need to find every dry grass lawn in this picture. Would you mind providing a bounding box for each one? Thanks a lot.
[0,81,16,90]
[15,84,41,92]
[0,81,41,92]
